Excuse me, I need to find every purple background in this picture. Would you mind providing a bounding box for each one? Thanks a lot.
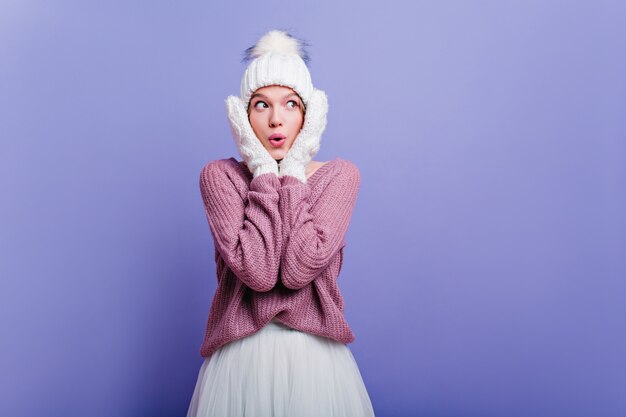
[1,1,625,416]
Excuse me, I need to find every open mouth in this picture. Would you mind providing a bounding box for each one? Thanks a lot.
[269,134,286,147]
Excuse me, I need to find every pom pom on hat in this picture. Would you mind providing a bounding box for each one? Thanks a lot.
[242,30,311,64]
[239,30,315,109]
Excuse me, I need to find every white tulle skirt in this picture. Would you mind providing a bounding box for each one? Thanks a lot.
[186,318,375,417]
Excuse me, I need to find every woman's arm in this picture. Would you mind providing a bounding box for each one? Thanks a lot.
[200,159,282,292]
[278,160,361,289]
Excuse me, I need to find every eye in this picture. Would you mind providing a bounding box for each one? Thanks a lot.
[287,100,300,109]
[253,100,268,109]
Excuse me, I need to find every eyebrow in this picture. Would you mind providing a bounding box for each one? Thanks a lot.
[250,92,299,101]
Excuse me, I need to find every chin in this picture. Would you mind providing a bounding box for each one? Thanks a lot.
[270,149,287,160]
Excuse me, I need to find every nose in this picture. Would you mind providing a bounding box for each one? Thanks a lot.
[269,109,283,127]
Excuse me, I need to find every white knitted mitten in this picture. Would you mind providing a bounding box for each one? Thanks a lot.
[225,95,279,178]
[278,88,328,183]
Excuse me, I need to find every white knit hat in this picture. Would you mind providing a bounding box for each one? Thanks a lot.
[239,30,314,110]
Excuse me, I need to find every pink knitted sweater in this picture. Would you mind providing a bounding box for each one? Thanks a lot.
[197,156,361,358]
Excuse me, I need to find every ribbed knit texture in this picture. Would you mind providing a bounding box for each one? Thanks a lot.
[198,156,361,358]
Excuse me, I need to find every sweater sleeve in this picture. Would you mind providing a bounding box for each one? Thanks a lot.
[199,160,282,292]
[278,161,361,290]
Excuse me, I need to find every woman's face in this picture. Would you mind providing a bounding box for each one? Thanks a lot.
[247,85,305,161]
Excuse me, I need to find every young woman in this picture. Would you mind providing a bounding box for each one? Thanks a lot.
[186,29,375,417]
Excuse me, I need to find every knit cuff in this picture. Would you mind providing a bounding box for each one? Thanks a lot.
[252,161,280,178]
[278,161,306,183]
